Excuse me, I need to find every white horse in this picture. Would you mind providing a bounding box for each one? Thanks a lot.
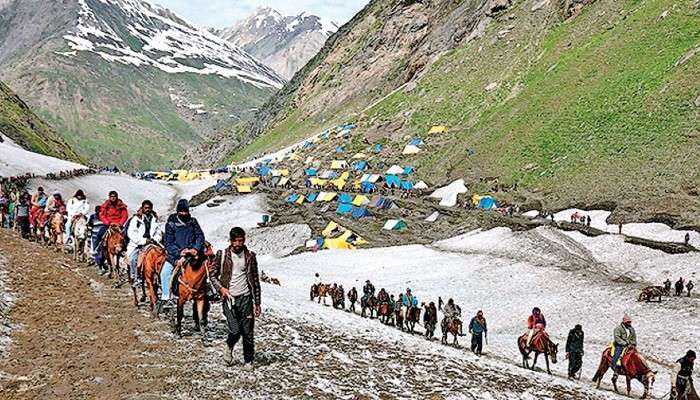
[71,215,89,262]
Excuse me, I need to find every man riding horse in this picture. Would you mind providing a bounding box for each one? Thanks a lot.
[65,190,90,246]
[29,186,47,230]
[526,307,547,351]
[363,280,375,297]
[612,313,637,373]
[96,191,128,273]
[443,298,463,336]
[126,200,161,293]
[160,199,205,311]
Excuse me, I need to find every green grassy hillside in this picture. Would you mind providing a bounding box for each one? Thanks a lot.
[0,80,84,163]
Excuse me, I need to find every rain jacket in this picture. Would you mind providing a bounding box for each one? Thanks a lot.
[163,214,205,265]
[613,324,637,347]
[99,200,128,226]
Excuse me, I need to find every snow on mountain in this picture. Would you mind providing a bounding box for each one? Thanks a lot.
[63,0,284,88]
[214,6,339,79]
[0,134,86,177]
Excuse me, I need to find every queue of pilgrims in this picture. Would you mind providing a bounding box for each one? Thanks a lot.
[0,185,697,398]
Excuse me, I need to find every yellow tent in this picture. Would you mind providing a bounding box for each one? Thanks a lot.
[236,177,260,186]
[338,171,350,181]
[237,185,252,193]
[352,195,370,206]
[338,230,367,246]
[295,195,305,205]
[287,153,301,161]
[324,238,355,250]
[352,153,367,159]
[310,178,328,187]
[429,125,448,134]
[471,194,484,206]
[353,180,361,190]
[329,179,346,190]
[322,221,342,237]
[331,160,348,170]
[318,192,338,202]
[277,177,290,186]
[402,145,422,155]
[271,169,290,177]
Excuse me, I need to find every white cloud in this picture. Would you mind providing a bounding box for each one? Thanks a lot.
[155,0,369,28]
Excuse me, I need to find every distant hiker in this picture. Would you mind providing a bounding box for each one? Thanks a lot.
[684,233,691,246]
[29,187,47,228]
[618,222,623,235]
[525,307,547,350]
[687,280,694,297]
[438,296,444,311]
[468,310,487,355]
[586,215,591,227]
[14,194,30,238]
[210,227,261,369]
[565,324,584,379]
[348,287,358,313]
[676,278,685,296]
[612,314,636,371]
[0,191,7,229]
[671,350,696,400]
[160,199,205,310]
[423,302,438,339]
[664,278,673,296]
[363,280,375,296]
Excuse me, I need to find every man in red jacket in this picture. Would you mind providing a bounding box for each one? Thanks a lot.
[94,191,128,273]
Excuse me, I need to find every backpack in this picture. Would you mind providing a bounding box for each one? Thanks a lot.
[122,216,134,248]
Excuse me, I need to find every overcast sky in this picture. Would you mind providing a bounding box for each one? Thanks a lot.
[156,0,369,28]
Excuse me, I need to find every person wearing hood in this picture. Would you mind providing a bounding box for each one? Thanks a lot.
[159,199,205,310]
[65,190,90,244]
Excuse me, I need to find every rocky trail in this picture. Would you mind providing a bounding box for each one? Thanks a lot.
[0,228,623,399]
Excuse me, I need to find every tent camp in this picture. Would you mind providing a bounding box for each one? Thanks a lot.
[335,146,345,153]
[385,175,401,188]
[306,192,319,202]
[236,185,252,193]
[402,145,421,155]
[322,221,343,237]
[353,161,368,171]
[338,193,353,204]
[473,194,498,209]
[352,153,367,159]
[235,177,260,186]
[373,144,382,153]
[336,203,353,215]
[429,125,448,134]
[286,193,300,204]
[425,211,440,222]
[257,166,272,176]
[386,165,404,175]
[430,179,468,207]
[319,170,338,179]
[361,174,382,183]
[414,181,429,190]
[409,138,424,146]
[352,195,370,206]
[277,177,290,187]
[351,207,369,219]
[318,192,338,202]
[403,166,415,175]
[361,181,375,193]
[368,196,384,208]
[382,219,407,231]
[400,181,414,190]
[331,160,348,170]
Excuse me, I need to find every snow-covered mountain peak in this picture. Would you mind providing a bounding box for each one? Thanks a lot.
[63,0,285,88]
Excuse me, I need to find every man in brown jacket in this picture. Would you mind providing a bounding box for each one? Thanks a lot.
[210,227,261,368]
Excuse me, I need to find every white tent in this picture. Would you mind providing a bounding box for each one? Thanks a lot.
[386,165,404,174]
[425,211,440,222]
[402,145,421,155]
[430,179,468,207]
[414,181,429,190]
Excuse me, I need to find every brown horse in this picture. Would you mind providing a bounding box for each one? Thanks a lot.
[395,302,406,330]
[441,317,462,346]
[592,347,656,398]
[311,283,330,305]
[518,331,559,374]
[377,302,392,324]
[138,244,167,313]
[47,212,65,251]
[173,243,214,337]
[638,286,664,303]
[331,287,345,309]
[31,208,45,243]
[71,215,89,262]
[406,306,422,333]
[103,224,125,279]
[361,294,377,318]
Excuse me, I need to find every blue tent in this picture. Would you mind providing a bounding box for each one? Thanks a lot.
[338,193,353,204]
[302,141,314,149]
[336,203,353,215]
[385,175,401,188]
[353,161,367,171]
[286,193,300,203]
[306,192,318,202]
[361,181,375,193]
[304,168,317,176]
[215,179,232,191]
[409,138,424,146]
[335,146,345,153]
[400,181,414,190]
[319,130,330,140]
[257,166,272,176]
[478,197,497,209]
[352,207,369,219]
[403,166,414,175]
[373,144,382,153]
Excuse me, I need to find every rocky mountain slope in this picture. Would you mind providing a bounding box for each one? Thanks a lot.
[209,0,699,225]
[0,0,283,169]
[0,80,83,164]
[212,6,338,80]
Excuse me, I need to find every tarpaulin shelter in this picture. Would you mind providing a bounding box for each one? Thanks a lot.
[361,182,375,193]
[385,175,401,188]
[317,192,338,202]
[271,169,289,177]
[277,177,290,187]
[477,196,497,209]
[286,193,300,204]
[361,174,382,183]
[319,170,338,179]
[425,211,440,222]
[306,192,319,202]
[402,145,421,155]
[309,178,328,187]
[257,166,272,176]
[236,185,252,193]
[414,181,428,190]
[336,203,353,215]
[352,153,367,159]
[429,126,448,134]
[403,166,415,175]
[215,179,231,192]
[295,196,305,205]
[353,161,367,171]
[386,165,404,175]
[235,177,260,186]
[331,160,348,170]
[409,138,424,146]
[302,141,314,149]
[373,144,382,153]
[322,221,343,237]
[382,219,407,231]
[351,207,369,219]
[368,196,384,208]
[430,179,468,207]
[335,146,345,153]
[304,168,318,176]
[352,195,370,206]
[400,181,414,190]
[329,178,347,190]
[338,193,353,204]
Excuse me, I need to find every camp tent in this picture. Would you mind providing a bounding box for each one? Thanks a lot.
[331,160,348,170]
[278,177,290,187]
[353,161,368,171]
[425,211,440,222]
[236,185,252,193]
[368,196,384,208]
[329,178,347,190]
[361,174,382,183]
[409,138,425,146]
[295,196,305,205]
[324,238,355,250]
[361,182,375,193]
[338,193,353,204]
[309,178,328,187]
[318,192,338,202]
[351,207,369,219]
[414,181,429,190]
[322,221,343,237]
[257,166,272,176]
[429,125,448,134]
[477,196,497,209]
[304,168,318,176]
[302,141,314,149]
[286,193,300,204]
[235,177,260,186]
[386,165,404,175]
[271,169,289,177]
[319,170,338,179]
[335,146,345,154]
[403,166,415,175]
[382,219,408,231]
[306,192,319,202]
[352,195,370,206]
[385,175,401,188]
[336,203,353,215]
[402,145,422,155]
[373,144,382,153]
[352,153,367,159]
[430,179,468,207]
[400,181,414,190]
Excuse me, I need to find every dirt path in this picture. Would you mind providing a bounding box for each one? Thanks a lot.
[0,229,616,399]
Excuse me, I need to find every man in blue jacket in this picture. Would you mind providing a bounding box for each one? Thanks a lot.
[160,199,205,310]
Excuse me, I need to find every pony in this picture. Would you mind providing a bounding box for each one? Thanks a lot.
[592,346,656,399]
[517,331,559,374]
[638,286,664,303]
[31,208,45,243]
[102,224,125,279]
[138,244,167,314]
[361,294,377,318]
[441,317,462,346]
[405,305,422,333]
[47,211,65,251]
[395,302,406,331]
[377,302,392,325]
[310,283,330,305]
[172,242,215,337]
[71,215,89,262]
[331,287,345,309]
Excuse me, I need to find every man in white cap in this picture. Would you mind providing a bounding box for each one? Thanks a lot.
[612,313,637,371]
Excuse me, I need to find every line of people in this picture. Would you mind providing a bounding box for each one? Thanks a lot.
[664,277,695,297]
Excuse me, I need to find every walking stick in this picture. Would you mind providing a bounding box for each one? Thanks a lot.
[485,331,488,346]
